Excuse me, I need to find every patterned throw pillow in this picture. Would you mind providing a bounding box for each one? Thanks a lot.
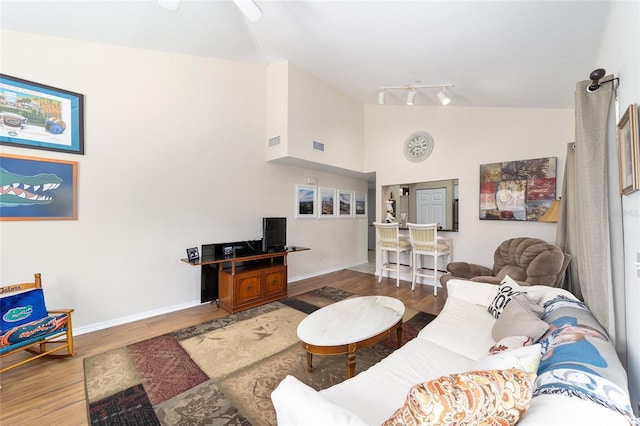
[383,369,535,426]
[492,293,549,341]
[0,313,68,348]
[487,275,523,319]
[1,288,49,331]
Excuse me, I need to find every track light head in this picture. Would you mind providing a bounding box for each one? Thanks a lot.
[437,89,450,105]
[406,89,416,105]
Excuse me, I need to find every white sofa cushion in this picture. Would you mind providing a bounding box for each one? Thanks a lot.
[271,375,368,426]
[519,394,632,426]
[523,285,579,305]
[471,343,542,374]
[445,278,499,306]
[446,278,579,308]
[417,296,496,360]
[320,337,475,425]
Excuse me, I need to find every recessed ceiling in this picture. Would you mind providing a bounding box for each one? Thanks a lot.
[0,0,612,108]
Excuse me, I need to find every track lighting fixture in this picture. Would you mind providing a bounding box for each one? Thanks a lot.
[377,84,453,106]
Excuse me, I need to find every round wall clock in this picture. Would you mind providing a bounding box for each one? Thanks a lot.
[404,131,434,162]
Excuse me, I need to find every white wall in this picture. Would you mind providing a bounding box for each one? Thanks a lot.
[0,30,368,333]
[266,62,366,172]
[364,105,573,266]
[287,64,365,171]
[596,0,640,414]
[266,61,289,160]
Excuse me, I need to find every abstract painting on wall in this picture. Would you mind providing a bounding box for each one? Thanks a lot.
[479,157,556,221]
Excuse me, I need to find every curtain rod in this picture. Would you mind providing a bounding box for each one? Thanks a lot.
[587,67,619,93]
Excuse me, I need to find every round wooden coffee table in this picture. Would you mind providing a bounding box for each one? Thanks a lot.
[297,295,405,378]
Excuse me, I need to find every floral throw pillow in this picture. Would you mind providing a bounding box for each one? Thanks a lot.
[383,369,535,426]
[487,275,523,319]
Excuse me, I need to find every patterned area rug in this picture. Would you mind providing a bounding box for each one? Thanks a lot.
[84,287,436,425]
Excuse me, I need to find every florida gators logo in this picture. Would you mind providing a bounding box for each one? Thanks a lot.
[3,305,33,323]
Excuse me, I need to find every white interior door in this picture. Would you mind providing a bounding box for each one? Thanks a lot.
[416,188,447,227]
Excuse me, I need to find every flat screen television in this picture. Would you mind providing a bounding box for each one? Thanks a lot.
[262,217,286,253]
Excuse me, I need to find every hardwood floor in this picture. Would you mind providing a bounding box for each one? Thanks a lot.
[0,269,446,425]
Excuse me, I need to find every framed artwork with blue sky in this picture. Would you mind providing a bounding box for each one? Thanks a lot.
[0,74,84,155]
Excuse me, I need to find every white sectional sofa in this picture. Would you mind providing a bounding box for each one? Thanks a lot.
[272,279,637,425]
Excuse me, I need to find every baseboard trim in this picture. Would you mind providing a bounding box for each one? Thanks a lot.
[73,299,201,336]
[74,265,368,336]
[288,266,347,282]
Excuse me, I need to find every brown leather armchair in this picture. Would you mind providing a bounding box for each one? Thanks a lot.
[441,237,571,287]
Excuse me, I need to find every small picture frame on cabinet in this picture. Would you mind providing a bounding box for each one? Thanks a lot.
[186,247,199,262]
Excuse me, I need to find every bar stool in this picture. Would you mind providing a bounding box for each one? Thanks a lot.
[373,222,412,288]
[407,223,450,294]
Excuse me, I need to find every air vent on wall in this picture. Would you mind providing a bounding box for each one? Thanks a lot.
[268,136,281,147]
[312,141,325,152]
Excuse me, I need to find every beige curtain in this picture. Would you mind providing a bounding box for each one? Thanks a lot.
[556,143,582,299]
[555,77,615,338]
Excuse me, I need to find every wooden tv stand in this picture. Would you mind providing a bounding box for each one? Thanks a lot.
[181,246,309,313]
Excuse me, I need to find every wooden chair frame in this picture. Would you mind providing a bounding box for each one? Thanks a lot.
[0,273,74,374]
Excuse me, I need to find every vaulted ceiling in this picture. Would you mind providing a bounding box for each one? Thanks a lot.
[0,0,612,108]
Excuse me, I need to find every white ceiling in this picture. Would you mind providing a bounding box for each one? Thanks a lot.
[0,0,612,108]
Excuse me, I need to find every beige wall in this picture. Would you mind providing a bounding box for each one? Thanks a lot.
[0,30,368,333]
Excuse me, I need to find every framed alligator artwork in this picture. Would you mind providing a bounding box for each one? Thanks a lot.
[0,153,78,221]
